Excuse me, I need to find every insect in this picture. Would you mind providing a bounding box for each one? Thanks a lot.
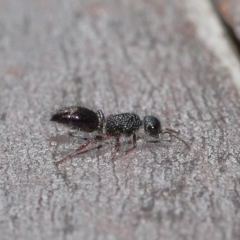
[51,106,189,165]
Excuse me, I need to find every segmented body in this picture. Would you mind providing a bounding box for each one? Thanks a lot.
[51,106,188,164]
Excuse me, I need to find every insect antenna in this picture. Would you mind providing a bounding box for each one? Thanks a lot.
[160,128,190,149]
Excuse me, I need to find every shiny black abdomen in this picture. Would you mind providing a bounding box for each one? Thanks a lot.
[105,113,142,137]
[51,106,99,132]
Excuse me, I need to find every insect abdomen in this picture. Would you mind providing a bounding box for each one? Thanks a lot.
[51,106,99,132]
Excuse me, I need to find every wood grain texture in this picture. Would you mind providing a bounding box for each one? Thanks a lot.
[1,0,240,239]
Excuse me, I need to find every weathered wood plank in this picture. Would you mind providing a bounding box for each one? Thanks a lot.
[215,0,240,41]
[0,0,240,239]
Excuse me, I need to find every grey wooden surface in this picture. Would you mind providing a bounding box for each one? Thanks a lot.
[1,0,240,239]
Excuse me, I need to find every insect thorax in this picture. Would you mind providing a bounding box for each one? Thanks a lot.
[105,113,142,136]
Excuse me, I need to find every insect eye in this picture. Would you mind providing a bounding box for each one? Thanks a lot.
[147,125,156,132]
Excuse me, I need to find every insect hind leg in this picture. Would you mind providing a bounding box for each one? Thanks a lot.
[55,135,109,165]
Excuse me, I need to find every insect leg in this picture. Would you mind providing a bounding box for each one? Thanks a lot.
[125,133,137,154]
[55,135,109,165]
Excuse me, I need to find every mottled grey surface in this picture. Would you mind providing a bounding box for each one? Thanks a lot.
[1,0,240,240]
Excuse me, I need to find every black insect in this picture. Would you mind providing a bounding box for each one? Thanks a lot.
[51,106,189,164]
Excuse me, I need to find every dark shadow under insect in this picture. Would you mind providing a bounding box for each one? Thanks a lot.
[51,106,190,165]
